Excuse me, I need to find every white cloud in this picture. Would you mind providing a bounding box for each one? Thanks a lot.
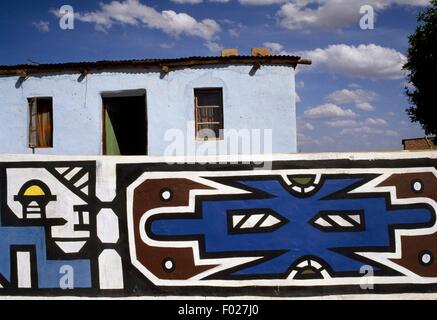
[297,118,314,131]
[171,0,231,3]
[159,42,175,49]
[327,89,377,111]
[263,41,284,54]
[321,136,336,144]
[385,130,399,137]
[240,0,288,5]
[171,0,203,3]
[298,134,335,146]
[304,122,314,131]
[32,20,50,32]
[68,0,221,40]
[355,103,375,111]
[228,26,243,37]
[301,44,407,80]
[277,0,429,30]
[222,19,246,37]
[175,0,428,8]
[341,126,398,136]
[204,41,223,53]
[264,42,407,80]
[325,120,359,128]
[365,117,387,126]
[348,83,361,89]
[264,42,286,55]
[304,103,357,119]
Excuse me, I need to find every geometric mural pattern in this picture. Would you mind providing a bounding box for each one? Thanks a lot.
[1,156,437,297]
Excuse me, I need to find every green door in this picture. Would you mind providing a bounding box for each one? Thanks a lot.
[104,109,121,156]
[103,95,148,156]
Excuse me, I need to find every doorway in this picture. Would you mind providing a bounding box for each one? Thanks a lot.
[102,93,147,156]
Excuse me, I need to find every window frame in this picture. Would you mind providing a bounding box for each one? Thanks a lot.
[194,88,224,141]
[27,97,54,149]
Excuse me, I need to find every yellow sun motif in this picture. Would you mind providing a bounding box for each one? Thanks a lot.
[23,185,45,196]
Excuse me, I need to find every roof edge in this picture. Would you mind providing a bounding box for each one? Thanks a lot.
[0,55,311,76]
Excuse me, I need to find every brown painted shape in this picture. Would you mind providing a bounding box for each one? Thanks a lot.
[391,234,437,277]
[133,178,218,280]
[378,172,437,276]
[377,172,437,202]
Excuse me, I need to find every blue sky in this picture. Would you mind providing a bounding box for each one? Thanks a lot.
[0,0,430,152]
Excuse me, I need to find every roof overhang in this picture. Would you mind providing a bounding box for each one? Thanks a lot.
[0,55,312,77]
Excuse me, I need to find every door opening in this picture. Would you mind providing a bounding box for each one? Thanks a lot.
[102,94,147,156]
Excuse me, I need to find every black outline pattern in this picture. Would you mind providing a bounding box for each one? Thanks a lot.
[227,208,289,235]
[0,157,436,298]
[310,210,365,232]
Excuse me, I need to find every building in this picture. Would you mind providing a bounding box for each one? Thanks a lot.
[0,48,310,156]
[403,137,437,150]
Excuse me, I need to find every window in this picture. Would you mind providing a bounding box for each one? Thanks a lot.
[102,94,148,156]
[28,97,53,148]
[194,88,224,140]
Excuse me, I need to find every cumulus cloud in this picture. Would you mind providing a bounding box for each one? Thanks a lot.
[304,122,314,131]
[171,0,203,3]
[340,126,399,136]
[171,0,230,3]
[277,0,429,30]
[327,89,377,111]
[301,44,407,80]
[239,0,288,5]
[296,93,301,103]
[304,103,357,119]
[325,120,359,128]
[32,20,50,32]
[263,42,285,54]
[298,133,335,146]
[204,41,223,53]
[264,42,406,80]
[221,19,246,37]
[298,118,314,131]
[65,0,221,40]
[364,117,388,126]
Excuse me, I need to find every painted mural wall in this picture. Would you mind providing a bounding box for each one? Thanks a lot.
[1,152,437,298]
[0,65,296,156]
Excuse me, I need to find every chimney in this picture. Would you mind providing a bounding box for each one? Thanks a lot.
[221,48,239,57]
[251,47,270,57]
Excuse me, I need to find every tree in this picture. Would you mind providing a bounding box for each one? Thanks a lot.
[404,0,437,138]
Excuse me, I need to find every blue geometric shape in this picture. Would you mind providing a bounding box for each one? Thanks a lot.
[151,177,434,277]
[0,222,91,288]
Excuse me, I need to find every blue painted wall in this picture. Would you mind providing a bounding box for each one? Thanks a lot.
[0,64,297,155]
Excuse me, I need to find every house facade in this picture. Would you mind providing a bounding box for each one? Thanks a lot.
[0,50,310,156]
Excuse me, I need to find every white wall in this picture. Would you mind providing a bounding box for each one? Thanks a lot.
[0,64,297,156]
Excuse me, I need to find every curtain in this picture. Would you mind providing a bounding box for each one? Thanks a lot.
[195,90,223,139]
[36,100,53,147]
[29,98,52,148]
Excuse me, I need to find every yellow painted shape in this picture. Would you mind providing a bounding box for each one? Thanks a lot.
[23,185,45,196]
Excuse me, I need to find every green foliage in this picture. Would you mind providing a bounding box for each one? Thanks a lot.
[404,0,437,136]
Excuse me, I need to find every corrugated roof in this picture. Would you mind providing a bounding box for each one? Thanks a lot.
[0,55,311,76]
